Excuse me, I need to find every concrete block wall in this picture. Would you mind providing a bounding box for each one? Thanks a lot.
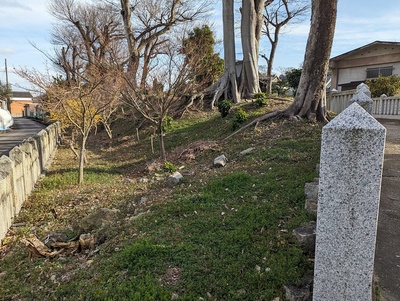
[0,121,61,242]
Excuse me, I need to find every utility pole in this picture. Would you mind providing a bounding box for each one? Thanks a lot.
[5,59,11,111]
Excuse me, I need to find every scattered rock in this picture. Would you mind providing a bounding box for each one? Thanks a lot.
[214,155,228,167]
[80,208,120,233]
[0,272,7,279]
[138,177,150,183]
[171,293,179,300]
[284,284,311,301]
[168,171,183,186]
[240,147,255,155]
[138,196,148,205]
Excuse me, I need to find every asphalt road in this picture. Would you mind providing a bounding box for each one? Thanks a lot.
[0,118,47,156]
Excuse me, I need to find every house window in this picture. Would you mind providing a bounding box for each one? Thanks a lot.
[366,66,393,79]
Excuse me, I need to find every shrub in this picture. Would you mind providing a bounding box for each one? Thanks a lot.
[235,108,248,123]
[217,100,232,117]
[162,116,174,132]
[232,108,248,130]
[253,92,267,107]
[366,75,400,97]
[162,161,178,173]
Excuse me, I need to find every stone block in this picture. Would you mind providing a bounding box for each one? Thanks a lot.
[304,199,317,215]
[304,182,318,200]
[284,285,311,301]
[293,221,316,251]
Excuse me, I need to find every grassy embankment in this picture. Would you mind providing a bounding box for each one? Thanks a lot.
[0,100,322,300]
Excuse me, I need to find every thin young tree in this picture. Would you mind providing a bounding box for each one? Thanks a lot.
[261,0,309,94]
[121,35,215,161]
[16,67,121,185]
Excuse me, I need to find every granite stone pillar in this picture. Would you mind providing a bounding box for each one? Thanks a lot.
[313,102,386,300]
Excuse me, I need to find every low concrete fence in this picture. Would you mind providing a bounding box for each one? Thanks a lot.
[327,90,400,118]
[0,121,60,242]
[373,95,400,117]
[326,89,356,114]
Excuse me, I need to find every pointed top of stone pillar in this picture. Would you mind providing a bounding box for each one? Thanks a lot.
[349,84,373,114]
[356,82,371,98]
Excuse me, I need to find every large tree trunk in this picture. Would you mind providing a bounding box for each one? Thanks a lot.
[209,0,239,107]
[120,0,140,80]
[225,0,337,139]
[240,0,264,98]
[284,0,337,122]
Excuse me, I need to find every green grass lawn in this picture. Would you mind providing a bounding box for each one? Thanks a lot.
[0,101,322,300]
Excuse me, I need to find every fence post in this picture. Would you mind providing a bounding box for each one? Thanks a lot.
[313,102,386,300]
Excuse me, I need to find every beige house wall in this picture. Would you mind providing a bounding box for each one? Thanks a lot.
[330,42,400,91]
[335,62,400,91]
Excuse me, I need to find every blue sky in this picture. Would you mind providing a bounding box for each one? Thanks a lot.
[1,0,400,90]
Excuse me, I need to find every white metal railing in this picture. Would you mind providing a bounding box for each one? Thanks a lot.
[327,90,400,117]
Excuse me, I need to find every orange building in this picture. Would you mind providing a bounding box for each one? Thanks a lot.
[10,91,34,117]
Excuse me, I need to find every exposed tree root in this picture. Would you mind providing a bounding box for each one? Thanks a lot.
[224,109,285,140]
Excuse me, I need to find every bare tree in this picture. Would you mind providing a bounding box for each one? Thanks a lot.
[48,0,126,81]
[121,36,215,160]
[16,67,122,185]
[119,0,213,88]
[16,0,125,184]
[261,0,310,94]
